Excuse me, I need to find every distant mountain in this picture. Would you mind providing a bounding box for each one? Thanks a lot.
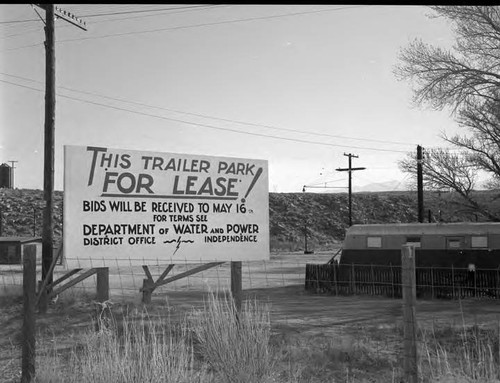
[356,180,409,192]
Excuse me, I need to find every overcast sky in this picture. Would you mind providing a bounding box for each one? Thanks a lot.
[0,4,459,193]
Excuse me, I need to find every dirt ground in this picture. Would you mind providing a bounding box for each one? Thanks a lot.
[2,251,500,382]
[154,284,500,339]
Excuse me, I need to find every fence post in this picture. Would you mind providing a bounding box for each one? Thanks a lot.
[451,264,455,299]
[316,264,321,291]
[231,261,242,313]
[96,268,109,302]
[333,263,339,296]
[95,268,110,332]
[371,263,375,295]
[402,245,418,383]
[430,266,434,299]
[350,263,355,295]
[22,245,37,383]
[495,267,500,299]
[474,266,477,298]
[142,278,154,304]
[389,264,394,298]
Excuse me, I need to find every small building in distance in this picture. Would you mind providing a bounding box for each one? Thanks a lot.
[0,237,42,264]
[0,163,12,188]
[341,222,500,268]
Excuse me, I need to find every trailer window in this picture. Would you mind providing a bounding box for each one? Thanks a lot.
[446,237,464,249]
[367,236,382,248]
[406,237,421,248]
[471,236,488,248]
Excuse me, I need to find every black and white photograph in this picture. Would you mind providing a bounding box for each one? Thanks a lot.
[1,5,500,383]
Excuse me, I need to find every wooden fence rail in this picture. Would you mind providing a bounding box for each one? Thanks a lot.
[305,263,500,299]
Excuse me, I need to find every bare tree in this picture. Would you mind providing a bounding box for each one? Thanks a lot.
[395,6,500,220]
[399,148,500,220]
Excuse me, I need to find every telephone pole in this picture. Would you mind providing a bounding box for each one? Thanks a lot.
[417,145,424,223]
[336,153,366,226]
[33,4,86,309]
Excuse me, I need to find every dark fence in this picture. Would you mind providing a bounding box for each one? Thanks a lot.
[305,263,500,299]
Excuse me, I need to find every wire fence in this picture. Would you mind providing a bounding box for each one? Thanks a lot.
[0,252,332,301]
[4,253,500,302]
[305,263,500,299]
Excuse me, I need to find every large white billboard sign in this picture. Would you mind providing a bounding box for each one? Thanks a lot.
[64,145,269,267]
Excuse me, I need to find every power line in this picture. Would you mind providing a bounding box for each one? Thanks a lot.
[424,146,472,152]
[0,25,42,39]
[1,5,221,40]
[76,5,218,18]
[2,42,41,52]
[81,5,222,24]
[303,185,347,191]
[0,19,35,25]
[0,72,413,147]
[0,5,218,24]
[60,5,368,43]
[0,77,409,153]
[307,178,347,187]
[2,5,368,51]
[369,166,403,170]
[0,78,45,91]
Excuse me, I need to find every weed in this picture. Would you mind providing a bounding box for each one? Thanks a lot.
[420,321,500,382]
[189,291,274,383]
[36,311,208,383]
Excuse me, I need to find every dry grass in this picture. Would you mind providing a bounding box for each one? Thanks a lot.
[35,291,275,383]
[6,290,500,383]
[271,330,401,383]
[29,291,404,383]
[189,291,275,383]
[35,308,208,382]
[420,321,500,383]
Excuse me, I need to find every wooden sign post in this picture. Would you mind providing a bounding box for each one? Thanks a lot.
[231,261,242,313]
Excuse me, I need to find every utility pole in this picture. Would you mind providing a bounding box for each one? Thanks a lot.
[417,145,424,223]
[336,153,366,226]
[8,160,17,188]
[41,3,56,303]
[33,4,86,310]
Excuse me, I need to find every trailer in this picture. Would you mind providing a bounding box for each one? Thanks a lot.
[340,223,500,268]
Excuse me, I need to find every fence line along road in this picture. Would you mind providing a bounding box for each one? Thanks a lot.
[305,263,500,299]
[1,252,333,300]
